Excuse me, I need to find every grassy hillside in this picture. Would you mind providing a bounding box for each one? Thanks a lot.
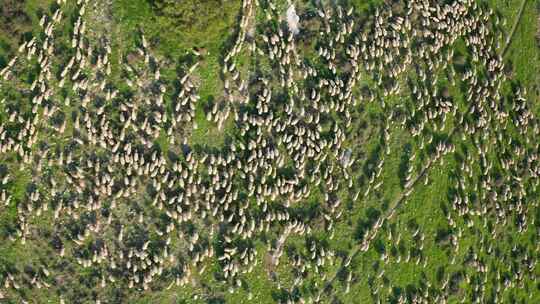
[0,0,538,303]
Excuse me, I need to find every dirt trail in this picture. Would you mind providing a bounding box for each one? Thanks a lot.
[501,0,528,56]
[316,121,465,299]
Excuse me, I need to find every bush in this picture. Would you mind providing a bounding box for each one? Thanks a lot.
[146,0,241,49]
[0,0,32,51]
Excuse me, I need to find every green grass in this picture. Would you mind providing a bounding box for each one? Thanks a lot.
[111,0,243,149]
[492,0,540,102]
[0,0,538,303]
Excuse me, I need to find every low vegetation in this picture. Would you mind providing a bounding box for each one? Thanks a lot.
[0,0,538,303]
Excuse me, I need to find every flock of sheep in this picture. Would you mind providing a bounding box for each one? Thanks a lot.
[0,0,538,303]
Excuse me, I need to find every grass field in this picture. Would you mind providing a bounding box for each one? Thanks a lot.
[0,0,538,303]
